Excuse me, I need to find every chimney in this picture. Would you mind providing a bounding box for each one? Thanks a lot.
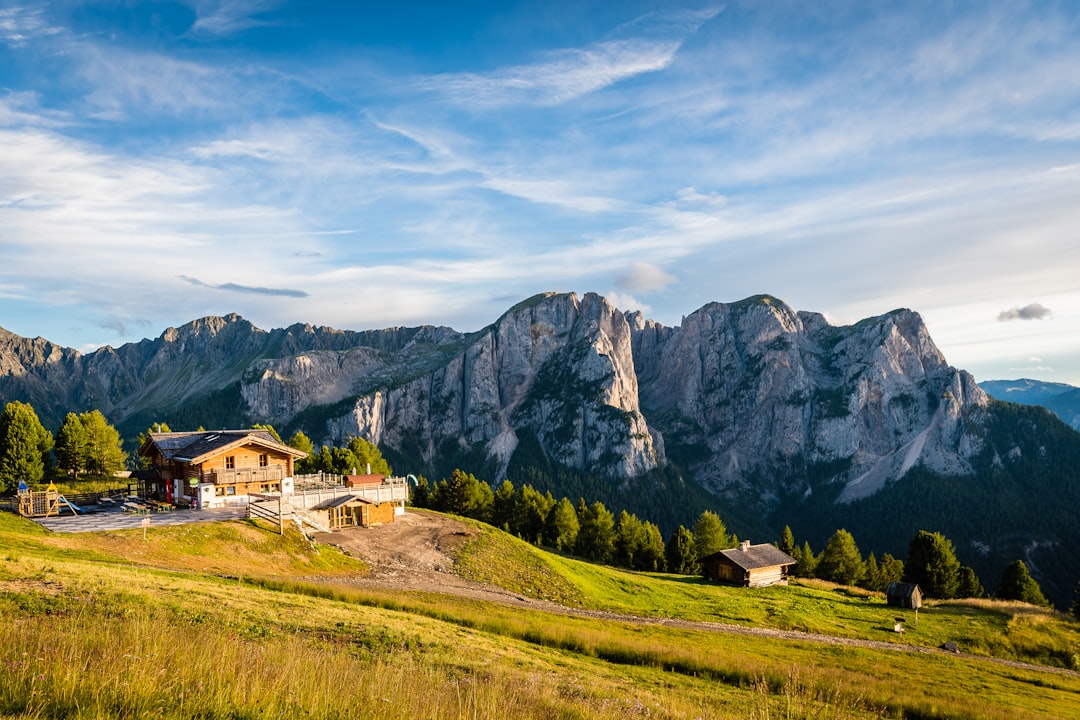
[367,463,371,475]
[740,540,751,551]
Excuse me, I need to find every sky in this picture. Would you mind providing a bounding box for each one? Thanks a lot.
[2,1,1079,385]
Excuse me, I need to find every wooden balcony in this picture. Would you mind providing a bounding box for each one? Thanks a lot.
[203,465,286,485]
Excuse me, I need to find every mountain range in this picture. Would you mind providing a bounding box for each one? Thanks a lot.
[979,378,1080,431]
[2,291,1078,607]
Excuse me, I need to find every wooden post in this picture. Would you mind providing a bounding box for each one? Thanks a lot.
[278,493,284,536]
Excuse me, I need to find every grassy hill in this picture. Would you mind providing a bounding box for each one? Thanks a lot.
[1,510,1078,719]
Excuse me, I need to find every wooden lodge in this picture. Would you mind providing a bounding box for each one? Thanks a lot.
[700,541,797,588]
[138,429,307,509]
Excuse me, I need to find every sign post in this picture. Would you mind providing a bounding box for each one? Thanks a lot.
[141,515,151,540]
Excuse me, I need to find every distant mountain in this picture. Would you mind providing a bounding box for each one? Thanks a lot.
[3,293,1080,607]
[979,379,1080,430]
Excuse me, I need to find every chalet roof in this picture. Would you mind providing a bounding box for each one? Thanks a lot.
[703,543,797,571]
[141,430,307,464]
[885,582,922,598]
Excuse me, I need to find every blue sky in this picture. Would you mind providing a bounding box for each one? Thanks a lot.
[2,1,1079,385]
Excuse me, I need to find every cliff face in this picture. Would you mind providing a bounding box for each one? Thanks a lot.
[0,292,988,501]
[628,295,989,505]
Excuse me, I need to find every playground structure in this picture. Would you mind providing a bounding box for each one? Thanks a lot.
[17,482,83,519]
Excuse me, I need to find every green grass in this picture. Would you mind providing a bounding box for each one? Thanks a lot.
[1,509,1078,719]
[450,519,1080,669]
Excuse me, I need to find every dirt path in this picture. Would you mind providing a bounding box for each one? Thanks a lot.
[313,511,1079,679]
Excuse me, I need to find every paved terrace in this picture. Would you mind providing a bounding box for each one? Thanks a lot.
[27,505,249,533]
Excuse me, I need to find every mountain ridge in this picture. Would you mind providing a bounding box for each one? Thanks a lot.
[2,292,1079,606]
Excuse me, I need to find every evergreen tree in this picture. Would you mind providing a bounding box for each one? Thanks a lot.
[995,560,1051,607]
[0,401,53,492]
[692,510,730,559]
[903,530,961,599]
[792,541,818,578]
[430,469,493,521]
[879,553,905,587]
[779,525,796,557]
[666,525,698,575]
[638,520,666,573]
[55,412,89,480]
[512,485,554,544]
[409,475,430,508]
[79,410,126,476]
[860,551,882,591]
[816,529,865,586]
[957,566,985,598]
[288,431,316,473]
[490,479,517,530]
[575,500,615,563]
[346,436,392,475]
[544,496,579,551]
[1072,580,1080,620]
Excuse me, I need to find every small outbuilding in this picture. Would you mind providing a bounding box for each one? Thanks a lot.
[700,541,797,588]
[885,582,923,609]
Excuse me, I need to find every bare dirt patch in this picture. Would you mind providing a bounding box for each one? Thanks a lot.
[311,510,539,606]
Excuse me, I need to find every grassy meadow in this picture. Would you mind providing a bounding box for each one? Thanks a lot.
[0,509,1078,719]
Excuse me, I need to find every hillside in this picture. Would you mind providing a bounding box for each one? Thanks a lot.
[4,292,1080,607]
[1,509,1078,719]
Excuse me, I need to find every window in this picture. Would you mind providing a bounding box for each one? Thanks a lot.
[225,456,235,469]
[259,453,268,467]
[225,486,236,495]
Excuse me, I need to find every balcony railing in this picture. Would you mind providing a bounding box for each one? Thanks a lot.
[203,465,285,485]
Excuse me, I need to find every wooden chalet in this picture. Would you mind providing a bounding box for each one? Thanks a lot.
[138,429,307,509]
[885,582,923,609]
[700,541,797,588]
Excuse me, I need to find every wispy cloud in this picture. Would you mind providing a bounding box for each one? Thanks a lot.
[187,0,282,37]
[420,39,681,108]
[998,303,1052,322]
[0,6,61,47]
[179,276,308,298]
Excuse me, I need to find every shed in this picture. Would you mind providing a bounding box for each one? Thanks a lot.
[700,541,797,588]
[885,582,923,609]
[321,494,396,529]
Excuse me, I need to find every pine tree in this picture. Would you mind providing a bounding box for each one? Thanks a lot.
[575,500,615,563]
[816,529,865,586]
[957,566,985,598]
[544,496,579,551]
[692,510,730,559]
[779,525,796,557]
[79,410,126,476]
[346,436,392,475]
[903,530,961,599]
[666,525,698,575]
[0,401,53,492]
[55,412,89,480]
[995,560,1051,607]
[1071,580,1080,620]
[793,540,818,578]
[861,551,882,591]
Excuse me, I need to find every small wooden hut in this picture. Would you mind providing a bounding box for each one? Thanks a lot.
[885,582,923,609]
[700,541,797,588]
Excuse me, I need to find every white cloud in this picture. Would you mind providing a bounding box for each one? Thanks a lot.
[420,38,681,108]
[615,262,675,293]
[187,0,282,37]
[604,292,652,316]
[0,6,61,47]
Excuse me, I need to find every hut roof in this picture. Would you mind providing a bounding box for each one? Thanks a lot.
[141,429,307,463]
[885,582,922,598]
[703,543,796,571]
